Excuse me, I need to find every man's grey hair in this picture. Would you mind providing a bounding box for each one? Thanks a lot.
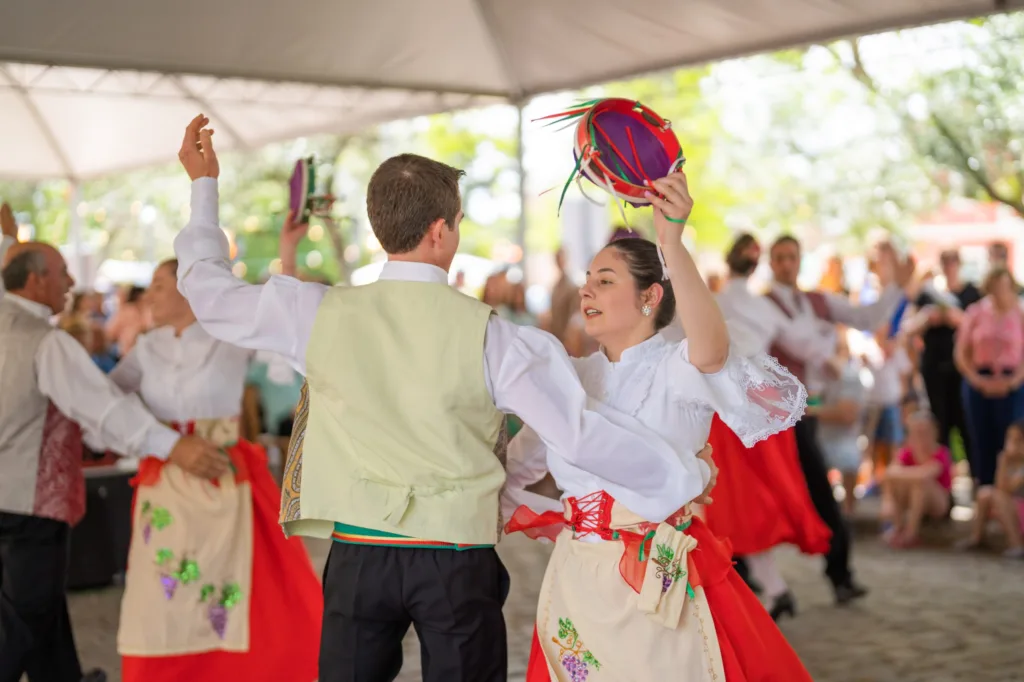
[1,250,48,291]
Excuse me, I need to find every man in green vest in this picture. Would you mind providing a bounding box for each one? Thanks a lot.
[173,115,704,682]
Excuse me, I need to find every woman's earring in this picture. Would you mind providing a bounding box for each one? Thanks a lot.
[641,304,652,317]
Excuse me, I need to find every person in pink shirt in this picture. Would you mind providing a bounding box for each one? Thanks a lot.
[881,411,953,548]
[954,267,1024,549]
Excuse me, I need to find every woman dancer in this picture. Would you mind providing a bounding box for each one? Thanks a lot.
[704,234,831,620]
[503,172,812,681]
[113,258,321,682]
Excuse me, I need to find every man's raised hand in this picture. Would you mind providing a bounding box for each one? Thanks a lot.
[178,114,219,181]
[0,203,17,240]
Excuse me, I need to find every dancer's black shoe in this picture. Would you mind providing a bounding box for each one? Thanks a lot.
[768,591,796,621]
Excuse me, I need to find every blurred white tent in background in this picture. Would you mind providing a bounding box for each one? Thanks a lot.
[0,0,1015,181]
[1,0,1017,284]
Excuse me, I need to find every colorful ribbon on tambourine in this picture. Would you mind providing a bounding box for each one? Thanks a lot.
[535,98,685,219]
[536,98,685,279]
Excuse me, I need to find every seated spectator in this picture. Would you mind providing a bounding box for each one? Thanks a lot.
[990,418,1024,559]
[882,411,953,548]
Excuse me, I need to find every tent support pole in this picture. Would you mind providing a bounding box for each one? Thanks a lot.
[515,102,527,260]
[68,182,87,286]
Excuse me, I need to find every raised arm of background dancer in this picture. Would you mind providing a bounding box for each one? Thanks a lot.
[648,174,729,374]
[485,318,707,520]
[825,245,915,331]
[278,209,309,278]
[174,116,326,373]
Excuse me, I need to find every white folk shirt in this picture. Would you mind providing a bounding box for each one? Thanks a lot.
[173,178,700,514]
[110,323,253,423]
[502,332,807,526]
[765,281,903,395]
[0,237,179,459]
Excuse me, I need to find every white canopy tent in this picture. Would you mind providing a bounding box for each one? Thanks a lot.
[0,0,1017,181]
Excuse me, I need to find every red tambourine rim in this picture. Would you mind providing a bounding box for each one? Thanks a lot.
[573,98,683,202]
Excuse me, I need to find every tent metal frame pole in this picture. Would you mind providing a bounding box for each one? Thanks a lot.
[68,182,86,286]
[514,102,527,260]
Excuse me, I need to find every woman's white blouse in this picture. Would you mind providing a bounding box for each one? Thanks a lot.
[502,331,806,524]
[109,323,253,423]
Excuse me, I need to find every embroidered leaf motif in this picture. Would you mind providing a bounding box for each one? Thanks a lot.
[141,501,152,514]
[155,548,174,566]
[557,617,577,642]
[220,582,242,608]
[175,558,200,585]
[553,616,599,681]
[655,543,675,563]
[150,507,172,530]
[200,584,216,603]
[582,651,602,670]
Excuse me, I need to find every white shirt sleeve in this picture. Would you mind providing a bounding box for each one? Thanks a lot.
[501,425,562,525]
[109,346,144,394]
[36,329,180,459]
[483,316,704,513]
[174,178,328,373]
[825,286,903,331]
[668,336,808,448]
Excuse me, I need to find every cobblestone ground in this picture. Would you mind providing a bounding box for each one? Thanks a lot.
[68,519,1024,682]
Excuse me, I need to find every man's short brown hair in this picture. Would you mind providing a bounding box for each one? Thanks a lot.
[366,154,465,254]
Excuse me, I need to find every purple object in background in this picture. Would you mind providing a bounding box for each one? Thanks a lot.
[289,158,310,220]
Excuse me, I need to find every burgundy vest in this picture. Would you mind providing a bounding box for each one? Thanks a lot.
[764,290,833,385]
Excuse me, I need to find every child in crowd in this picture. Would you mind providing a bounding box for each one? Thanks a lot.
[882,411,953,548]
[989,419,1024,559]
[863,327,913,482]
[816,333,868,514]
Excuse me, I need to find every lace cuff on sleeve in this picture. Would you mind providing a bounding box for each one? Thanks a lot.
[673,340,807,448]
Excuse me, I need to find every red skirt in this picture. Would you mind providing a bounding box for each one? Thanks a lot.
[525,517,812,681]
[703,415,831,556]
[121,441,321,682]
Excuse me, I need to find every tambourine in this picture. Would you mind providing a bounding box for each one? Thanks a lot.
[539,98,685,217]
[289,157,334,223]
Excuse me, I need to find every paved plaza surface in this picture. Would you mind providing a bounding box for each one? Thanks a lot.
[68,518,1024,682]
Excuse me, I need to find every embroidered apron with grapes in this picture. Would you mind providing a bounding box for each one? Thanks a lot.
[535,494,725,682]
[117,419,253,656]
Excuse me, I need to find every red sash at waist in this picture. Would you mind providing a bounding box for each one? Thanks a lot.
[505,491,732,594]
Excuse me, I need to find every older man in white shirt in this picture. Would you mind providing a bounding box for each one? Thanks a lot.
[0,217,227,682]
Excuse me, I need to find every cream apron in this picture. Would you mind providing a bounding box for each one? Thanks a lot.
[535,500,725,681]
[117,418,254,656]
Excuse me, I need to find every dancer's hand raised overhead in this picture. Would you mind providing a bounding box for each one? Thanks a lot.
[646,171,694,245]
[179,114,219,180]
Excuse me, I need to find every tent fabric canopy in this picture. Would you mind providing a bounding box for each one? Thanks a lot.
[0,0,1016,180]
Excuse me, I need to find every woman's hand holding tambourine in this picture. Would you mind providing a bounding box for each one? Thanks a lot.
[646,172,694,246]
